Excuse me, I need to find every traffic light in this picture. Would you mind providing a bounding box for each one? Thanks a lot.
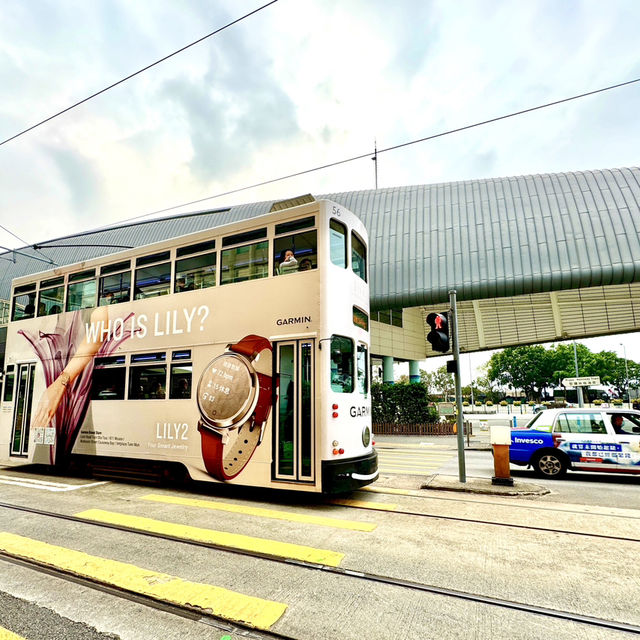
[426,311,450,353]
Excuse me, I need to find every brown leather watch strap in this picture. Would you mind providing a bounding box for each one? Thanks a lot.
[199,335,272,482]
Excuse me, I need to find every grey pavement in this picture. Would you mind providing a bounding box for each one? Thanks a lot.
[374,427,550,497]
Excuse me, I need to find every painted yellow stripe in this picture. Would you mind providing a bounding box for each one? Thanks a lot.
[141,494,377,532]
[75,509,344,567]
[361,486,423,497]
[0,532,286,631]
[378,468,437,476]
[0,627,27,640]
[378,453,453,459]
[377,460,448,468]
[327,499,398,511]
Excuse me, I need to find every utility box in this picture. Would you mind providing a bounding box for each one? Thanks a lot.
[490,424,513,486]
[490,424,512,446]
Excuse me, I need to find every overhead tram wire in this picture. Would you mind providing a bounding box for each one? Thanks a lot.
[0,224,56,265]
[0,0,279,148]
[108,76,640,226]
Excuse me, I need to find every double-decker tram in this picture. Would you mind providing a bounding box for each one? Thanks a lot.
[0,197,377,493]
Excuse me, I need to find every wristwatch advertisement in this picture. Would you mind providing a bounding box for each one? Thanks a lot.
[196,334,273,481]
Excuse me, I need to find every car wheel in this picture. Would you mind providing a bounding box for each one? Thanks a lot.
[533,451,567,479]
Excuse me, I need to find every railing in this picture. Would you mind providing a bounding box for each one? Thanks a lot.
[373,422,459,436]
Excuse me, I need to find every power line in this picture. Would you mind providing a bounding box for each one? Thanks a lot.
[0,0,279,148]
[117,76,640,224]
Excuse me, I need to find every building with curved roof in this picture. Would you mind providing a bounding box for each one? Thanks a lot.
[2,166,639,375]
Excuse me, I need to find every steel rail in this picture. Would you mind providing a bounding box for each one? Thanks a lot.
[0,501,638,634]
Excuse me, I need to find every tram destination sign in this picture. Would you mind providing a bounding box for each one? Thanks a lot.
[562,376,601,387]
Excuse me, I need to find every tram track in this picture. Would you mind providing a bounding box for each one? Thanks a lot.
[0,552,294,640]
[0,500,639,635]
[327,495,640,543]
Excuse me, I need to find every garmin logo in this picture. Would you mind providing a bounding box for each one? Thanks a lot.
[276,316,312,326]
[514,437,544,445]
[350,406,371,418]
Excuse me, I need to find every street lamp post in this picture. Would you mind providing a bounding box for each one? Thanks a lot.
[620,343,629,406]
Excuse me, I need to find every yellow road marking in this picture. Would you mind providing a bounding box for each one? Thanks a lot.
[0,532,286,630]
[362,486,423,497]
[75,509,344,567]
[327,499,398,511]
[141,494,376,532]
[378,468,436,476]
[0,627,26,640]
[375,443,451,450]
[376,460,448,468]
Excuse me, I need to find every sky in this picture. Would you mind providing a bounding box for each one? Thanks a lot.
[1,0,639,382]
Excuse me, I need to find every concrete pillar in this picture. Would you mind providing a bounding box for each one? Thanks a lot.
[409,360,420,383]
[383,356,394,384]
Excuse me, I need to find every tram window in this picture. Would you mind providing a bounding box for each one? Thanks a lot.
[330,219,347,268]
[170,363,192,399]
[351,231,367,282]
[38,277,65,316]
[275,216,315,235]
[3,366,15,402]
[274,230,317,275]
[330,335,354,393]
[222,228,266,248]
[220,241,269,285]
[66,270,97,312]
[177,239,216,258]
[134,262,171,299]
[101,260,131,276]
[175,252,216,292]
[136,251,170,267]
[357,344,369,395]
[129,364,167,399]
[353,306,369,331]
[99,270,131,305]
[91,357,126,400]
[11,290,37,321]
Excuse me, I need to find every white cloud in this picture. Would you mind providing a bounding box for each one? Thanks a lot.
[1,0,639,246]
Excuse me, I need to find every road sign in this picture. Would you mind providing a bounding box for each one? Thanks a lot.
[562,376,601,387]
[438,402,456,415]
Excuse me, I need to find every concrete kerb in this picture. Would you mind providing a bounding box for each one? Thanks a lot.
[374,432,549,496]
[421,474,550,496]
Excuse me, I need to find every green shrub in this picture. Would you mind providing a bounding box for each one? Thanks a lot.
[371,382,439,423]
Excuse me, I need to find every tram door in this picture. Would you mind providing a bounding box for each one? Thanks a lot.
[10,363,36,457]
[274,340,315,483]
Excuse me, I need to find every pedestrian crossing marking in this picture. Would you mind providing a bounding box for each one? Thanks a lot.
[0,532,287,631]
[75,509,344,566]
[0,475,107,492]
[141,494,377,531]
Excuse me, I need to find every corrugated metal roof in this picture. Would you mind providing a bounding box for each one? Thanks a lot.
[2,167,639,317]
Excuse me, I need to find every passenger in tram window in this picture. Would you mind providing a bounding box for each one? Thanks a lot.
[150,380,165,399]
[298,258,313,271]
[277,249,298,274]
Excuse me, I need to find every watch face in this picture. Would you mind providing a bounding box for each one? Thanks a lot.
[197,353,259,429]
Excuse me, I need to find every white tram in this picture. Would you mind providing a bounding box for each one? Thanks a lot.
[0,198,377,493]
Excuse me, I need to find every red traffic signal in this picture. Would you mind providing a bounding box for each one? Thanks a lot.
[426,312,450,353]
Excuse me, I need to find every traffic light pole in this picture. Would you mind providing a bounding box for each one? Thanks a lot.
[449,289,466,483]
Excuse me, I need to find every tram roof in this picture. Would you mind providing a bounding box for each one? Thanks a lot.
[2,166,640,352]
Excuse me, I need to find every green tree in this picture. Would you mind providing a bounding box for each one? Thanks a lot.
[486,345,553,400]
[431,366,454,400]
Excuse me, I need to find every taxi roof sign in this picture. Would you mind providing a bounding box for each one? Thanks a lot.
[562,376,601,387]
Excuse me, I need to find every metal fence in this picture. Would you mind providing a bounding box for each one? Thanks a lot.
[373,422,455,435]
